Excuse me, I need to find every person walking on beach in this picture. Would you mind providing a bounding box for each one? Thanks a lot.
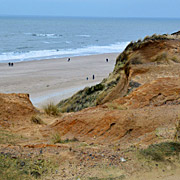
[67,58,70,62]
[106,58,109,62]
[92,74,95,80]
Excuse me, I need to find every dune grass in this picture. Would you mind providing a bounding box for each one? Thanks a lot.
[43,103,60,116]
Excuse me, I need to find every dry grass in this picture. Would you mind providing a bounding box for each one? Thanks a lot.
[51,133,61,144]
[152,52,168,64]
[31,115,45,125]
[43,103,60,116]
[129,54,143,65]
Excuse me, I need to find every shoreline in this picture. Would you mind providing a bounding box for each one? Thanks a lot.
[0,53,119,107]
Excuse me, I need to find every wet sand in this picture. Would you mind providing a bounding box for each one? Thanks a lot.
[0,53,119,107]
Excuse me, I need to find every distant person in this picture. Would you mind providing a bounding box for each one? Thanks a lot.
[92,74,95,80]
[106,58,109,62]
[67,58,70,62]
[86,77,88,80]
[11,63,14,67]
[8,62,11,66]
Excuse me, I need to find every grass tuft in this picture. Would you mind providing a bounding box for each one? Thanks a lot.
[51,133,61,144]
[43,103,60,116]
[152,52,168,64]
[31,115,45,125]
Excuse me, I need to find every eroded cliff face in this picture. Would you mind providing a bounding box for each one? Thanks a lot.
[48,77,180,143]
[41,33,180,144]
[58,33,180,113]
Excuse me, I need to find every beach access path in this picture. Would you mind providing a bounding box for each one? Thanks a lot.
[0,53,118,107]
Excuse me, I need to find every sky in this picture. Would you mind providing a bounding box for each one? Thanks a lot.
[0,0,180,18]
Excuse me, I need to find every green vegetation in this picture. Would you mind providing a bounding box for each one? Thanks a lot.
[124,34,171,53]
[58,83,106,112]
[86,83,104,95]
[43,103,60,116]
[139,142,180,161]
[0,153,56,180]
[31,115,45,125]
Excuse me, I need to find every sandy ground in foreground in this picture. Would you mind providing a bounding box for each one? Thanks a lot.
[0,53,118,107]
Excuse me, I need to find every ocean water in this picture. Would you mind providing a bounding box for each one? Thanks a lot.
[0,16,180,63]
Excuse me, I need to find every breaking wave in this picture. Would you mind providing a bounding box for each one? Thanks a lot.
[0,42,129,62]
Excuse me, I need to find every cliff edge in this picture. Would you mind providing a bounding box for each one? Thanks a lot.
[58,33,180,112]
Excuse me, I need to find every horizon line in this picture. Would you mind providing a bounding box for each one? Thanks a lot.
[0,14,180,19]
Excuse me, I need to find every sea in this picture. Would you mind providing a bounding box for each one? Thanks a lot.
[0,16,180,63]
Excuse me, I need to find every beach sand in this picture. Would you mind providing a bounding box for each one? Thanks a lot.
[0,53,119,107]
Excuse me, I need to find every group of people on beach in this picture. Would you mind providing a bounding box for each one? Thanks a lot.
[67,57,109,81]
[86,75,95,81]
[67,57,109,63]
[8,62,14,67]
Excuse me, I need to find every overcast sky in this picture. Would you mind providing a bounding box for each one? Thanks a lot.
[0,0,180,18]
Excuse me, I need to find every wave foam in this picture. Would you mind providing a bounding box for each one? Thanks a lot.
[76,35,91,37]
[0,42,129,62]
[25,33,63,38]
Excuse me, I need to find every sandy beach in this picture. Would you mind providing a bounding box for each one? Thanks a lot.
[0,53,119,107]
